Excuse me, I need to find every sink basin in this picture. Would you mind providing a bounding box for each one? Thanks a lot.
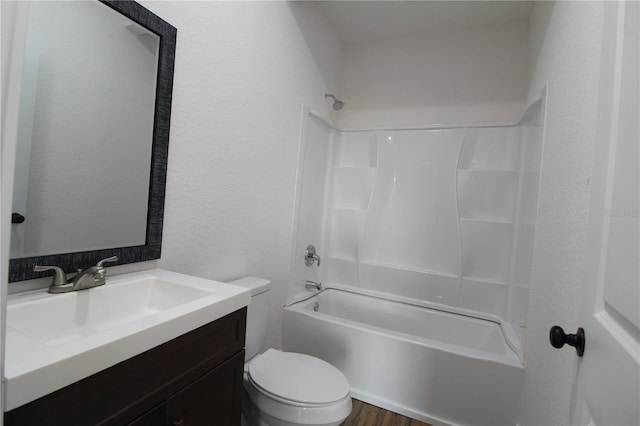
[8,277,213,346]
[4,269,251,411]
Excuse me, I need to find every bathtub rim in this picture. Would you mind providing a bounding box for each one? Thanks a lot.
[285,285,523,368]
[287,283,501,323]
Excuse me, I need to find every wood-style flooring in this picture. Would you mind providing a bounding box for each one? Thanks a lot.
[343,399,433,426]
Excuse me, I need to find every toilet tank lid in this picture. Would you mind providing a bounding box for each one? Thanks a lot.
[227,276,271,296]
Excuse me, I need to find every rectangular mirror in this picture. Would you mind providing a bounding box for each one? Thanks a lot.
[9,0,176,282]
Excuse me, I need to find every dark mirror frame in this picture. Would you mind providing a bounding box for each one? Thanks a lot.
[9,0,176,283]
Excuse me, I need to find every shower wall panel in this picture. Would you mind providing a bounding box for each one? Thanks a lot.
[358,130,464,305]
[289,114,334,301]
[319,111,542,343]
[324,131,375,288]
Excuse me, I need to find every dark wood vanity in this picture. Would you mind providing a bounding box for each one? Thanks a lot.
[4,308,246,426]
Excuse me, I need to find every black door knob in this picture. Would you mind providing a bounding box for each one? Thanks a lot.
[11,213,25,224]
[549,326,585,356]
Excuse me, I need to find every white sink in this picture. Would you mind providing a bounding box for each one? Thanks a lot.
[8,277,213,346]
[4,269,251,411]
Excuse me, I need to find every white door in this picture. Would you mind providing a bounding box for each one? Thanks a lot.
[571,2,639,425]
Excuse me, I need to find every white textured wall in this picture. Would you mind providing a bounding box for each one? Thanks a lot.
[338,21,529,129]
[141,1,344,350]
[519,2,603,425]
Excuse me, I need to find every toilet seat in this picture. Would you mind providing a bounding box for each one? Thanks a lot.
[244,349,352,425]
[248,349,350,405]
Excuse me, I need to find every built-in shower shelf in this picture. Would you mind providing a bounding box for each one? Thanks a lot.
[457,168,517,173]
[327,255,358,262]
[325,258,462,282]
[326,252,360,263]
[462,276,507,286]
[359,260,459,279]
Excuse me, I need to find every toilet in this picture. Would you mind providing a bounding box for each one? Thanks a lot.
[229,277,352,426]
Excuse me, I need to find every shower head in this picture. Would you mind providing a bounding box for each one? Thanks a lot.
[325,93,345,111]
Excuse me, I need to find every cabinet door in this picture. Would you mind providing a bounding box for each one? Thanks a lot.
[167,351,244,426]
[127,402,167,426]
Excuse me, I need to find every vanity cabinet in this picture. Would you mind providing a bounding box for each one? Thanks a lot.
[5,308,247,426]
[128,352,244,426]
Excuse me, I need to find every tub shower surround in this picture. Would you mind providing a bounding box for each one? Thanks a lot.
[325,106,541,355]
[285,103,543,426]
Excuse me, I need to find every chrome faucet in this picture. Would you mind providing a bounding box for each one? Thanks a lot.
[305,280,322,291]
[304,245,321,267]
[35,256,119,293]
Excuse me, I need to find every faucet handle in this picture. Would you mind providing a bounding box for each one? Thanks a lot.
[96,256,118,267]
[34,265,69,289]
[305,245,321,267]
[35,265,77,293]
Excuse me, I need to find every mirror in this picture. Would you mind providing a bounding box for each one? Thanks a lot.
[9,0,176,282]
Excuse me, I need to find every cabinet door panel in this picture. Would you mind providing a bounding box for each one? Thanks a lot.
[168,351,244,426]
[128,402,167,426]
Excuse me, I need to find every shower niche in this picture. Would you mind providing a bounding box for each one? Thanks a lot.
[291,100,544,357]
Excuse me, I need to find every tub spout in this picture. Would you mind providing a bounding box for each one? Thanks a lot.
[305,280,322,291]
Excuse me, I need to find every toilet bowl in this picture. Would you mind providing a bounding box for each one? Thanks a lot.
[244,349,351,426]
[228,277,352,426]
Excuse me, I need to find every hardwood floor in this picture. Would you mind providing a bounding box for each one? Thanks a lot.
[343,399,433,426]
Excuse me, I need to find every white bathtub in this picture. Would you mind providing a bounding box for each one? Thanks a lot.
[283,288,523,426]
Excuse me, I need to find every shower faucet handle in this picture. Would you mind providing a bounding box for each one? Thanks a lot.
[304,245,321,267]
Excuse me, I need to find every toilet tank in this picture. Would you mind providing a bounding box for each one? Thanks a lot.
[227,277,271,361]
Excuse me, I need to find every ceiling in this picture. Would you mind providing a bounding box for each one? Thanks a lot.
[315,1,534,44]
